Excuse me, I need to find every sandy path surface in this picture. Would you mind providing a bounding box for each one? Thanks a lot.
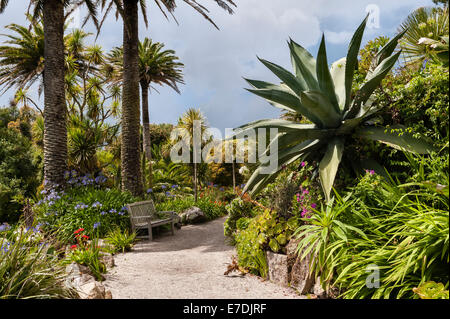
[104,217,304,299]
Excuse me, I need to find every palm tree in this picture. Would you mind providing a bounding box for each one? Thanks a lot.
[0,0,99,190]
[99,0,236,196]
[139,38,183,187]
[108,38,184,187]
[399,6,449,67]
[175,108,208,202]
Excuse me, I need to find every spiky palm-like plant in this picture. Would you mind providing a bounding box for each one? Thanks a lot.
[174,108,209,202]
[98,0,236,196]
[236,16,437,201]
[0,0,100,190]
[399,6,449,66]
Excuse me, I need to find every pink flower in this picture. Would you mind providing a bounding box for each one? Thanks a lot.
[311,203,317,209]
[301,162,306,167]
[303,189,309,195]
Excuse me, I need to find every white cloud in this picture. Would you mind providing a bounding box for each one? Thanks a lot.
[0,0,434,132]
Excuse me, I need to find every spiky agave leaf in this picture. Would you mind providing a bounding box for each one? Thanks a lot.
[237,15,436,201]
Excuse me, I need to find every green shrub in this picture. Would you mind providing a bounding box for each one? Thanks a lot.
[235,209,300,276]
[413,281,449,299]
[294,168,449,299]
[34,183,136,243]
[224,198,256,238]
[0,225,78,299]
[0,127,40,223]
[156,195,227,221]
[104,228,137,254]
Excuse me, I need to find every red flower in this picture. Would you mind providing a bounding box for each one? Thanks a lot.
[71,245,77,250]
[74,228,84,234]
[82,235,89,240]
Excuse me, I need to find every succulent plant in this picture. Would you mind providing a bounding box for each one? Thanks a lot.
[234,16,436,201]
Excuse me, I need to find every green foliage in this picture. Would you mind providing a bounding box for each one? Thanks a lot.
[294,162,449,299]
[224,197,256,238]
[34,183,136,243]
[155,195,228,222]
[387,63,449,147]
[0,225,78,299]
[104,228,137,254]
[413,281,449,299]
[399,6,449,67]
[235,209,300,276]
[65,229,106,281]
[0,105,40,223]
[235,16,435,202]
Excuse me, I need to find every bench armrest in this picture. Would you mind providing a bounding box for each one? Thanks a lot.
[158,211,177,219]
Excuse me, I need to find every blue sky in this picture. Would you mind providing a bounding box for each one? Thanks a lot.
[0,0,433,133]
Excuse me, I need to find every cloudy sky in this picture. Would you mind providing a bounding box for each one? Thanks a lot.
[0,0,433,134]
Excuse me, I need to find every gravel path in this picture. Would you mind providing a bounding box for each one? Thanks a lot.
[104,217,304,299]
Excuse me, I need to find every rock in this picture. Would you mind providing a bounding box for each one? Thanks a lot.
[172,214,182,229]
[78,281,109,299]
[266,251,289,287]
[180,207,206,224]
[313,276,327,298]
[101,253,115,269]
[286,238,315,294]
[65,262,112,299]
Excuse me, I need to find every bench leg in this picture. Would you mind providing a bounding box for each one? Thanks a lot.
[148,224,153,241]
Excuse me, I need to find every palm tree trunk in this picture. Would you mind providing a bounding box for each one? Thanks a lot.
[141,81,153,187]
[121,0,143,196]
[43,0,67,190]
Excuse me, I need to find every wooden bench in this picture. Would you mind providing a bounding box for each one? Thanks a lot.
[127,200,177,241]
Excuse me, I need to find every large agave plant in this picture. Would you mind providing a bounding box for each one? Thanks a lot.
[235,16,437,201]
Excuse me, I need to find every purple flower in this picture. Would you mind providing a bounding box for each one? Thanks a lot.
[93,222,101,229]
[303,189,309,195]
[301,208,309,218]
[109,208,117,214]
[311,203,317,209]
[161,185,167,189]
[147,188,153,193]
[100,211,107,216]
[92,201,102,208]
[300,161,306,167]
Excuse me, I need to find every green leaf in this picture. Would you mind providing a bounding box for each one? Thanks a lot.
[300,91,341,128]
[246,87,323,125]
[319,137,345,202]
[354,125,438,154]
[368,29,407,77]
[330,57,347,112]
[345,51,401,119]
[344,15,369,113]
[269,238,281,252]
[289,38,319,91]
[258,57,306,94]
[316,34,340,114]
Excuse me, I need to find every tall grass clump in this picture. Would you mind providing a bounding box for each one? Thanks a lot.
[0,226,78,299]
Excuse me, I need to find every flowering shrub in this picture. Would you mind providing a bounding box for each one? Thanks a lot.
[33,184,136,243]
[66,228,106,281]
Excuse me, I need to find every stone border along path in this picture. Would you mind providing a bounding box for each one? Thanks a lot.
[104,216,306,299]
